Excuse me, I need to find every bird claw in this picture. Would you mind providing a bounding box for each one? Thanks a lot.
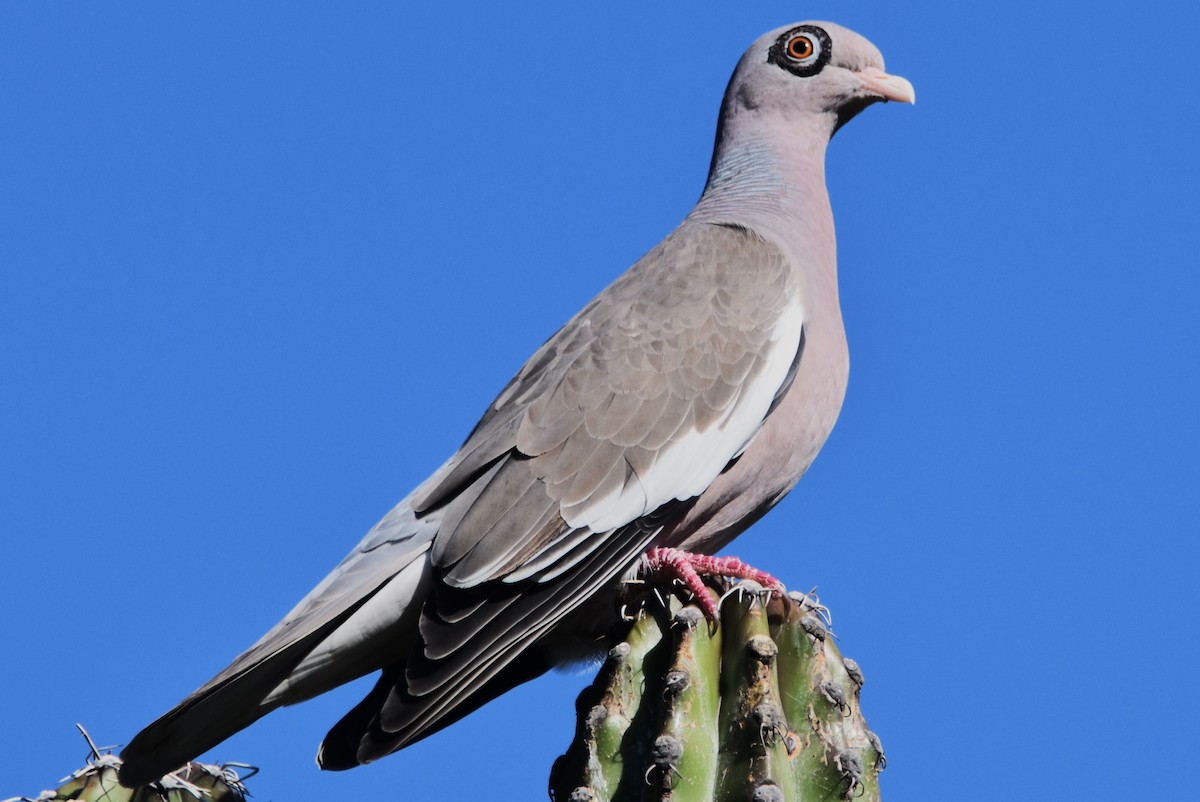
[640,547,785,621]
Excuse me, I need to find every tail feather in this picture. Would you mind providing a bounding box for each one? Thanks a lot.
[118,622,340,787]
[315,643,556,770]
[316,664,401,771]
[118,543,434,787]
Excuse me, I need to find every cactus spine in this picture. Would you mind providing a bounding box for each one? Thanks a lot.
[551,587,885,801]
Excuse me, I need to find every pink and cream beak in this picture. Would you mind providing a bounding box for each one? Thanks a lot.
[855,66,916,104]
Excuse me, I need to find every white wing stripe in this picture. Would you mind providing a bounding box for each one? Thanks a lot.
[562,299,805,532]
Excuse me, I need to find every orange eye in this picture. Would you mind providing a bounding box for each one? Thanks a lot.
[786,35,815,61]
[769,25,831,77]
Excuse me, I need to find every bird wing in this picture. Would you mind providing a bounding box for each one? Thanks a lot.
[424,221,805,580]
[327,220,809,763]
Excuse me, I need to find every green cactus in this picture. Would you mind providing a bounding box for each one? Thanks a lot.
[550,587,885,802]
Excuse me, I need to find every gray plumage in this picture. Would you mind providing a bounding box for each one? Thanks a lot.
[118,20,912,786]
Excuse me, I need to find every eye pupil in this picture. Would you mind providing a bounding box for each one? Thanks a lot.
[788,36,814,60]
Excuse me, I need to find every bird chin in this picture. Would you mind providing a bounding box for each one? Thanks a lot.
[831,97,878,136]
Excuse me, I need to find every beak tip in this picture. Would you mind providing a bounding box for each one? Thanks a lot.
[856,67,916,106]
[884,77,917,106]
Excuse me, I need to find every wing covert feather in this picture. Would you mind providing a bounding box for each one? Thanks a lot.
[423,222,803,588]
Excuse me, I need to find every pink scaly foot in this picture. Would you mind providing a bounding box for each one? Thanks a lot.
[641,547,785,620]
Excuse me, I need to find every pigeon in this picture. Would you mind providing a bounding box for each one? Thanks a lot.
[118,20,913,786]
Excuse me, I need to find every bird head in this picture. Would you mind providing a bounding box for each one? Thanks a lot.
[722,21,915,141]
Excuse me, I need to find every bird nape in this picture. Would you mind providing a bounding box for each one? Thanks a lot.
[117,20,912,788]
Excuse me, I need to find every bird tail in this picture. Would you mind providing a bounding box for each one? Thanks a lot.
[117,624,336,787]
[315,617,570,770]
[118,512,436,788]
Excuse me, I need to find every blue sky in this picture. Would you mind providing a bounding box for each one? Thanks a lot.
[3,2,1198,799]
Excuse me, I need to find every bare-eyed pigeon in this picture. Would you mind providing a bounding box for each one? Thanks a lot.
[118,20,913,785]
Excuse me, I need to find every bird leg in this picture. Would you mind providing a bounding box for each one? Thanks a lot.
[640,547,785,620]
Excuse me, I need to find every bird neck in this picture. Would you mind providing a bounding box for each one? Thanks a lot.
[690,121,834,246]
[689,116,842,313]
